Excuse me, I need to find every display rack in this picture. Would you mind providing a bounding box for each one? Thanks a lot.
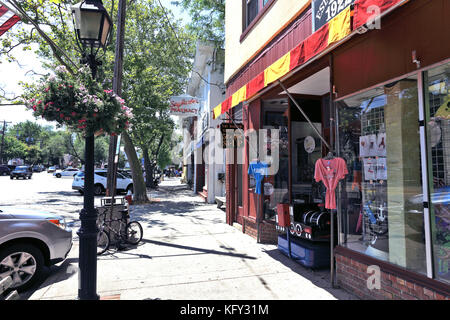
[360,105,388,245]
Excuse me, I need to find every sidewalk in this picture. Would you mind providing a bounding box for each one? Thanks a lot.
[26,178,358,300]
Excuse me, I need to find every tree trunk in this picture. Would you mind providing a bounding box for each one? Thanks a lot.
[142,146,152,188]
[122,132,148,203]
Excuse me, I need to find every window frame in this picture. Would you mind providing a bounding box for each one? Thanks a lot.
[241,0,276,42]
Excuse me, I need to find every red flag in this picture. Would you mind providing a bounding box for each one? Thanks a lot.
[0,4,20,37]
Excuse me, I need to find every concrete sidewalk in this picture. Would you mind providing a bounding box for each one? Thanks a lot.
[26,178,358,300]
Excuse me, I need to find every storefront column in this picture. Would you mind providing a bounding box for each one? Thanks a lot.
[385,80,424,270]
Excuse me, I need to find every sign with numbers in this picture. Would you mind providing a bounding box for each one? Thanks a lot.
[312,0,354,31]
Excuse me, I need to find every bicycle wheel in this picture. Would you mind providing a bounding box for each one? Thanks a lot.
[97,230,110,255]
[125,221,143,245]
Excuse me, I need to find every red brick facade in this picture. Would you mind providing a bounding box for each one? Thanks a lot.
[335,252,450,300]
[242,216,278,244]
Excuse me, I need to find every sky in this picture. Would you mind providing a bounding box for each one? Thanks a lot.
[0,0,190,127]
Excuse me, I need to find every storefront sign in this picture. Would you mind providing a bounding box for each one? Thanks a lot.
[220,122,244,149]
[169,95,200,117]
[312,0,354,31]
[304,136,316,153]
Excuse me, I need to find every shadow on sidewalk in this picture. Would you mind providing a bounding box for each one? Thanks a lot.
[141,238,257,260]
[262,248,359,300]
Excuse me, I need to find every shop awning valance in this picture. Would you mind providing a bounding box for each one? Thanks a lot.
[212,0,409,120]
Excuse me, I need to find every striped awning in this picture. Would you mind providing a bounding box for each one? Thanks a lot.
[213,0,406,119]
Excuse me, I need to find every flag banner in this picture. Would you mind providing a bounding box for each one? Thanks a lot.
[213,0,405,119]
[303,23,329,62]
[0,3,20,37]
[353,0,404,29]
[264,52,291,87]
[327,6,351,45]
[213,104,222,119]
[231,85,247,108]
[221,96,232,114]
[246,72,265,100]
[289,42,305,71]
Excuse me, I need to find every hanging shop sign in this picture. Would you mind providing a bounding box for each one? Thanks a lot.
[304,136,316,153]
[312,0,354,31]
[169,95,200,117]
[220,122,244,149]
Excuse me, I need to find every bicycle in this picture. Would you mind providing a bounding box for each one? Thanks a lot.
[363,200,388,245]
[97,208,143,255]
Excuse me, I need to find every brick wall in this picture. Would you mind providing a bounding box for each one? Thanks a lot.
[335,253,450,300]
[243,217,278,244]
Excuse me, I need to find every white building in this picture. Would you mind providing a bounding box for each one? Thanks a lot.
[186,42,226,204]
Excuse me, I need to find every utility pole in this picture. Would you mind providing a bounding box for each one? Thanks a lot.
[0,120,12,164]
[106,0,127,199]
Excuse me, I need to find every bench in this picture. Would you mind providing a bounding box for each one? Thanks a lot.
[215,196,226,209]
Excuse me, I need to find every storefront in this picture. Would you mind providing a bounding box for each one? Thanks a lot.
[331,0,450,299]
[218,0,449,299]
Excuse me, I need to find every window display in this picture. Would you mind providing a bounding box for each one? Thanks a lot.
[425,62,450,284]
[337,75,427,274]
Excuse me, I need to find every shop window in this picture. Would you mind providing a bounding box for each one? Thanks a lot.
[261,100,289,221]
[425,62,450,284]
[336,75,427,275]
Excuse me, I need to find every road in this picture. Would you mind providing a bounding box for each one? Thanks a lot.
[0,173,358,300]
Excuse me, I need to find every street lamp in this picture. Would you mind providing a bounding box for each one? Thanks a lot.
[71,0,112,300]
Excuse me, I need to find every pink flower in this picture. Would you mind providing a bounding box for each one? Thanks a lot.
[60,113,64,118]
[45,87,49,92]
[71,112,77,116]
[32,105,37,111]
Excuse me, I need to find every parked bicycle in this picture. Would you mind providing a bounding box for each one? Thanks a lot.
[97,208,143,255]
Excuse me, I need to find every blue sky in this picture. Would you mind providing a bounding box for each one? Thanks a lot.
[0,0,190,125]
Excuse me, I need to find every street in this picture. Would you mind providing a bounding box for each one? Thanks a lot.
[0,172,357,300]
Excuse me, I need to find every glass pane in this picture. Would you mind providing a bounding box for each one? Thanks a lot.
[79,11,102,40]
[247,0,259,27]
[425,62,450,284]
[262,100,289,221]
[101,17,110,46]
[337,75,427,275]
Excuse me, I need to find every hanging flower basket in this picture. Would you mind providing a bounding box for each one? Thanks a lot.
[24,65,133,136]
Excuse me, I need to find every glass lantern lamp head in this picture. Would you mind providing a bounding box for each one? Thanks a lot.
[71,0,112,51]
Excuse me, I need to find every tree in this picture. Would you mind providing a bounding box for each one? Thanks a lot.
[171,0,225,47]
[1,0,194,202]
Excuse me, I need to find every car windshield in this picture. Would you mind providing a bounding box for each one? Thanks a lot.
[76,172,85,177]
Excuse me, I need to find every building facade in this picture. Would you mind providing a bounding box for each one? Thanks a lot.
[186,42,227,203]
[218,0,450,300]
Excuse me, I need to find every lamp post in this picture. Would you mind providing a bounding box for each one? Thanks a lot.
[71,0,112,300]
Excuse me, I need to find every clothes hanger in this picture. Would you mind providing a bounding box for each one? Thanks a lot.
[323,151,335,160]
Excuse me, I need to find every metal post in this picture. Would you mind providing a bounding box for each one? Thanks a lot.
[77,134,99,300]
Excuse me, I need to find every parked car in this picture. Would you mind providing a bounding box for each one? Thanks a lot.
[0,165,10,176]
[0,207,72,292]
[54,168,80,178]
[72,169,134,196]
[32,165,44,172]
[10,166,33,180]
[47,166,56,173]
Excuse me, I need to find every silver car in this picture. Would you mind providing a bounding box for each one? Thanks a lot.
[0,207,72,292]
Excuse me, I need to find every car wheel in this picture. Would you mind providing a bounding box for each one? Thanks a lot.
[78,190,84,195]
[0,244,45,292]
[10,176,13,179]
[94,184,104,196]
[56,174,61,178]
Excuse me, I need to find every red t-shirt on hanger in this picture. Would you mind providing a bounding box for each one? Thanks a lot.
[314,157,348,210]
